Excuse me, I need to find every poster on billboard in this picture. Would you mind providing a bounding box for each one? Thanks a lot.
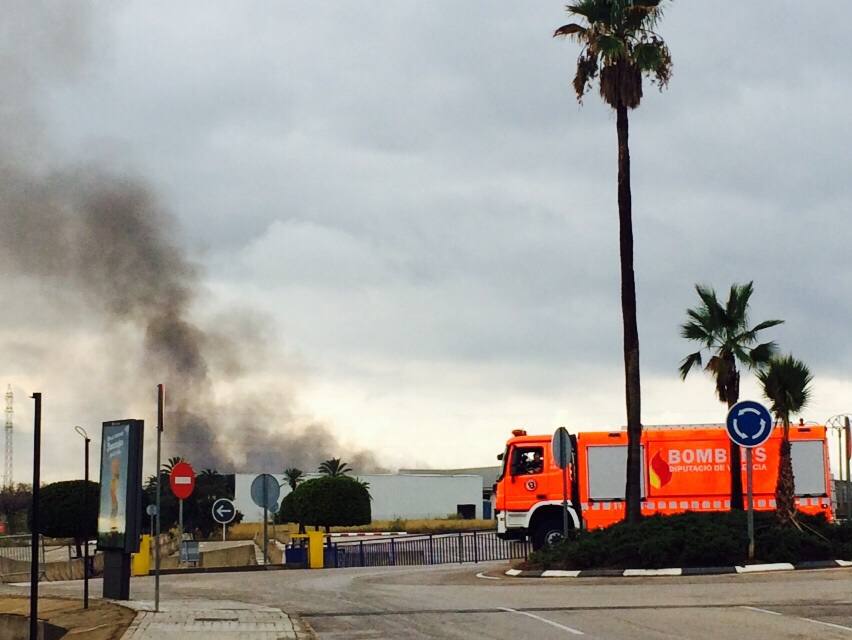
[97,419,144,553]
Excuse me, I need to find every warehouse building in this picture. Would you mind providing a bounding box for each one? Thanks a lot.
[399,467,501,518]
[233,472,483,523]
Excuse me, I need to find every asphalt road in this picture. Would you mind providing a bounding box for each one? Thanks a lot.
[10,562,852,638]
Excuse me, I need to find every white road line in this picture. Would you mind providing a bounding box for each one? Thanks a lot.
[798,617,852,632]
[499,607,584,635]
[475,572,501,580]
[741,606,783,616]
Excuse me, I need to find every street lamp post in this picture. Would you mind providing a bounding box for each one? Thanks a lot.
[74,426,90,610]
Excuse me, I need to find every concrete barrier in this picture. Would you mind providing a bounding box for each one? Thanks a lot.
[201,543,257,568]
[0,553,105,583]
[0,613,65,640]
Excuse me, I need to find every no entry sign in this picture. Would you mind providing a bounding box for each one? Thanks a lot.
[169,461,196,500]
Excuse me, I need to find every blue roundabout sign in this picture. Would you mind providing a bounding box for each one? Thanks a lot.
[726,400,774,448]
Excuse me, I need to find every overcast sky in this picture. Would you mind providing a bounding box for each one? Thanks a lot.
[3,1,852,483]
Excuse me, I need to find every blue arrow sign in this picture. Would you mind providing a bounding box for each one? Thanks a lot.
[211,498,236,524]
[726,400,774,448]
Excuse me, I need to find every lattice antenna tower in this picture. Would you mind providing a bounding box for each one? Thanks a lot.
[3,385,12,489]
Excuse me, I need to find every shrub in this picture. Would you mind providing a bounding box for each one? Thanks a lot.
[30,480,98,556]
[289,476,371,530]
[527,511,843,570]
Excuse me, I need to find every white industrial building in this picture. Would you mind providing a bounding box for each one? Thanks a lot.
[233,473,483,523]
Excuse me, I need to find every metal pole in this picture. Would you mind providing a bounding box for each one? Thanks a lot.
[155,384,163,613]
[746,448,755,562]
[845,418,851,485]
[561,464,569,538]
[30,393,42,640]
[839,427,844,481]
[179,500,183,544]
[223,523,226,542]
[83,434,89,609]
[263,506,268,565]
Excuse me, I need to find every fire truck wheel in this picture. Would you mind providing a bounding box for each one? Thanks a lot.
[532,517,565,550]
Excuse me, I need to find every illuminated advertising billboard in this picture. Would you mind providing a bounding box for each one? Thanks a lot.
[97,419,144,553]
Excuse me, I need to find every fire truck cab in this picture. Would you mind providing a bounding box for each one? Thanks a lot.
[495,424,833,550]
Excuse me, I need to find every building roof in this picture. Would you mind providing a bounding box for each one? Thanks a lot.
[398,466,502,489]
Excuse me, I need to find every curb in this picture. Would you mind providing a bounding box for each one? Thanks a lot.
[506,559,852,578]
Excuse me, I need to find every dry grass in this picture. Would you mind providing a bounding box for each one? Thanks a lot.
[333,518,496,534]
[225,519,495,542]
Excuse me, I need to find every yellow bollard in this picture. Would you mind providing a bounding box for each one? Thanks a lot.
[131,535,151,576]
[307,531,325,569]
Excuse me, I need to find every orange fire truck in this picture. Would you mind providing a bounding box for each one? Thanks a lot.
[494,424,833,549]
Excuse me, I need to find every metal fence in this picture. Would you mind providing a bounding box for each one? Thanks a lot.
[0,534,46,580]
[332,531,530,568]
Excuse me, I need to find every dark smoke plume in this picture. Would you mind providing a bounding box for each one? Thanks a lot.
[0,3,386,474]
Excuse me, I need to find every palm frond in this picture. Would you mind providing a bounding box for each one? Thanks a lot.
[573,50,599,101]
[554,23,586,40]
[757,354,813,422]
[750,319,784,333]
[726,281,754,328]
[567,0,613,25]
[678,351,702,380]
[695,284,725,329]
[680,320,711,344]
[747,341,779,368]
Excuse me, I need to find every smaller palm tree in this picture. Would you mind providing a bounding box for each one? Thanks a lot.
[757,355,813,526]
[679,282,783,509]
[318,458,352,477]
[199,468,219,477]
[283,467,303,490]
[161,456,185,474]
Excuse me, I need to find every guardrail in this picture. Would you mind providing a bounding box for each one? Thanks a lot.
[332,530,530,568]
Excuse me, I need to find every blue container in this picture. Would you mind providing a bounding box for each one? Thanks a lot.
[285,545,307,565]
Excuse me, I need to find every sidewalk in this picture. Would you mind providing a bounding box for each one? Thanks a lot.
[119,598,313,639]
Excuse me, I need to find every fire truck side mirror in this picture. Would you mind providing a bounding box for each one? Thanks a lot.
[497,453,504,461]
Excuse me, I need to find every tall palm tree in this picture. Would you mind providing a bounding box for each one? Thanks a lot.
[283,467,303,490]
[679,282,783,509]
[757,355,813,525]
[318,458,351,477]
[555,0,673,523]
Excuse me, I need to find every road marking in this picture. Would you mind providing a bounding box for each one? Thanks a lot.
[741,606,782,616]
[499,607,584,635]
[623,568,682,577]
[798,617,852,632]
[476,572,501,580]
[735,563,795,573]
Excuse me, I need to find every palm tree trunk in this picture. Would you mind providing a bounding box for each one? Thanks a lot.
[616,104,643,524]
[776,418,796,525]
[726,368,744,510]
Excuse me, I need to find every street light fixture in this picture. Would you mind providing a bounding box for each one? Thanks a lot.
[74,426,90,610]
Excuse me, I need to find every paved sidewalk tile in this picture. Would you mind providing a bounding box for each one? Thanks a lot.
[119,599,312,639]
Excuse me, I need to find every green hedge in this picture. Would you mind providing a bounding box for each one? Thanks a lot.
[528,512,852,570]
[280,476,371,528]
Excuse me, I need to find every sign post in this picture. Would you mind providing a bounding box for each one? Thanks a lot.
[30,393,42,640]
[169,461,196,546]
[97,419,144,600]
[551,427,573,539]
[726,400,773,562]
[212,498,237,542]
[154,384,164,613]
[250,474,280,565]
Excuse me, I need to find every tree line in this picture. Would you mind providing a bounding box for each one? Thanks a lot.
[0,454,369,554]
